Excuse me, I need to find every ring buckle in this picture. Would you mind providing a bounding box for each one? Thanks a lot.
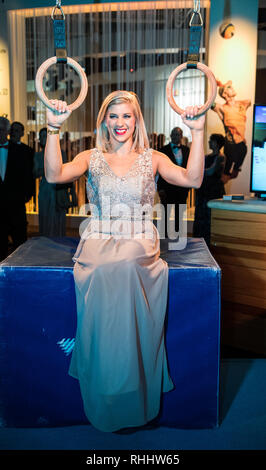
[189,10,203,27]
[51,5,65,21]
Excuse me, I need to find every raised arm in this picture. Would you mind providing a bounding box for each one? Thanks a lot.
[154,106,205,189]
[45,99,90,184]
[241,99,251,110]
[211,102,224,122]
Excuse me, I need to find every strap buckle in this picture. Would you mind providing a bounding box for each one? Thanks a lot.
[189,0,203,28]
[51,1,65,21]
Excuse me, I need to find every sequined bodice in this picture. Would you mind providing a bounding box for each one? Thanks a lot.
[87,148,156,221]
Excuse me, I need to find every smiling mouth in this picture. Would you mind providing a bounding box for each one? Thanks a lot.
[115,129,127,135]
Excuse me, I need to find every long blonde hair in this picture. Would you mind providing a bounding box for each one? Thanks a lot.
[96,90,149,152]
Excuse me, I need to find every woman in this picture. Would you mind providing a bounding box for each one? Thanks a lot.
[211,80,251,180]
[193,133,225,246]
[45,90,205,432]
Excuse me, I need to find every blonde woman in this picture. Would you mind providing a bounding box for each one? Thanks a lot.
[45,90,205,433]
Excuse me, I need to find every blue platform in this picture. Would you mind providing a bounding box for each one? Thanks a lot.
[0,236,221,429]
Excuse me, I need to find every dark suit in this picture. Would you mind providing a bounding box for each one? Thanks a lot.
[157,143,190,235]
[0,141,34,261]
[18,142,35,202]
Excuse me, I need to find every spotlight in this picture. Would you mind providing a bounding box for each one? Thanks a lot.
[219,22,235,39]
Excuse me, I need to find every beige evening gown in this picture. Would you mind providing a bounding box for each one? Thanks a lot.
[69,148,173,432]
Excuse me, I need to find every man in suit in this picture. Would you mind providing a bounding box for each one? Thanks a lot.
[10,121,35,202]
[0,117,33,261]
[157,127,190,238]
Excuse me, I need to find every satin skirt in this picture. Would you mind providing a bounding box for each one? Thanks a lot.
[69,221,174,432]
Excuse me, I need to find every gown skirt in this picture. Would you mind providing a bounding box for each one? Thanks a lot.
[69,221,174,433]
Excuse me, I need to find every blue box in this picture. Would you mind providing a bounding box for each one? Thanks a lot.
[0,237,220,428]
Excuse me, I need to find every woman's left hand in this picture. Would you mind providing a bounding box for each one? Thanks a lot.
[181,106,205,131]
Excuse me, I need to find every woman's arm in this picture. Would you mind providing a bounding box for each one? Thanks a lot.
[44,99,90,184]
[241,99,251,110]
[211,102,224,122]
[45,137,90,184]
[154,106,205,189]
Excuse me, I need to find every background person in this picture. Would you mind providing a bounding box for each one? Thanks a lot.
[193,133,225,246]
[211,79,251,181]
[0,117,33,261]
[10,121,35,203]
[157,126,190,236]
[33,128,77,237]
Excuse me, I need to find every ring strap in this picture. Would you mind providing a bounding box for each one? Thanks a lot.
[187,24,202,69]
[53,16,67,63]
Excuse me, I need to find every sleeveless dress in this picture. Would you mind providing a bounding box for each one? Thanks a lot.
[69,148,174,432]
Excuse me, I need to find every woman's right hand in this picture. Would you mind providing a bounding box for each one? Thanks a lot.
[46,99,72,128]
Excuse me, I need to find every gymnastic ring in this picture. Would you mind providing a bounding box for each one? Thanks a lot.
[166,62,217,117]
[35,56,88,112]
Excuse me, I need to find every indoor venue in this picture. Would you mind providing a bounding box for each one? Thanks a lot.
[0,0,265,460]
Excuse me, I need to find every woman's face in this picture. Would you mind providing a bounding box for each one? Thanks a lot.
[222,81,236,100]
[105,102,136,146]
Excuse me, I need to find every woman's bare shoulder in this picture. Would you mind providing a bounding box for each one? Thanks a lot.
[151,149,169,161]
[73,148,95,163]
[150,149,169,174]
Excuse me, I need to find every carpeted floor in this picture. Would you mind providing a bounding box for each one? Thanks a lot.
[0,358,266,451]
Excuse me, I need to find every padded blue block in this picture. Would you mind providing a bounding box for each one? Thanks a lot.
[0,236,220,428]
[159,239,221,429]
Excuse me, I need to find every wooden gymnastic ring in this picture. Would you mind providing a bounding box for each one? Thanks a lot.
[35,56,88,112]
[166,62,217,117]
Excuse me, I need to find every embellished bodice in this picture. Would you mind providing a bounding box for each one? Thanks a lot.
[86,148,156,222]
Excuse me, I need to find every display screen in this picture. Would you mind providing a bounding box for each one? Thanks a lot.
[250,105,266,194]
